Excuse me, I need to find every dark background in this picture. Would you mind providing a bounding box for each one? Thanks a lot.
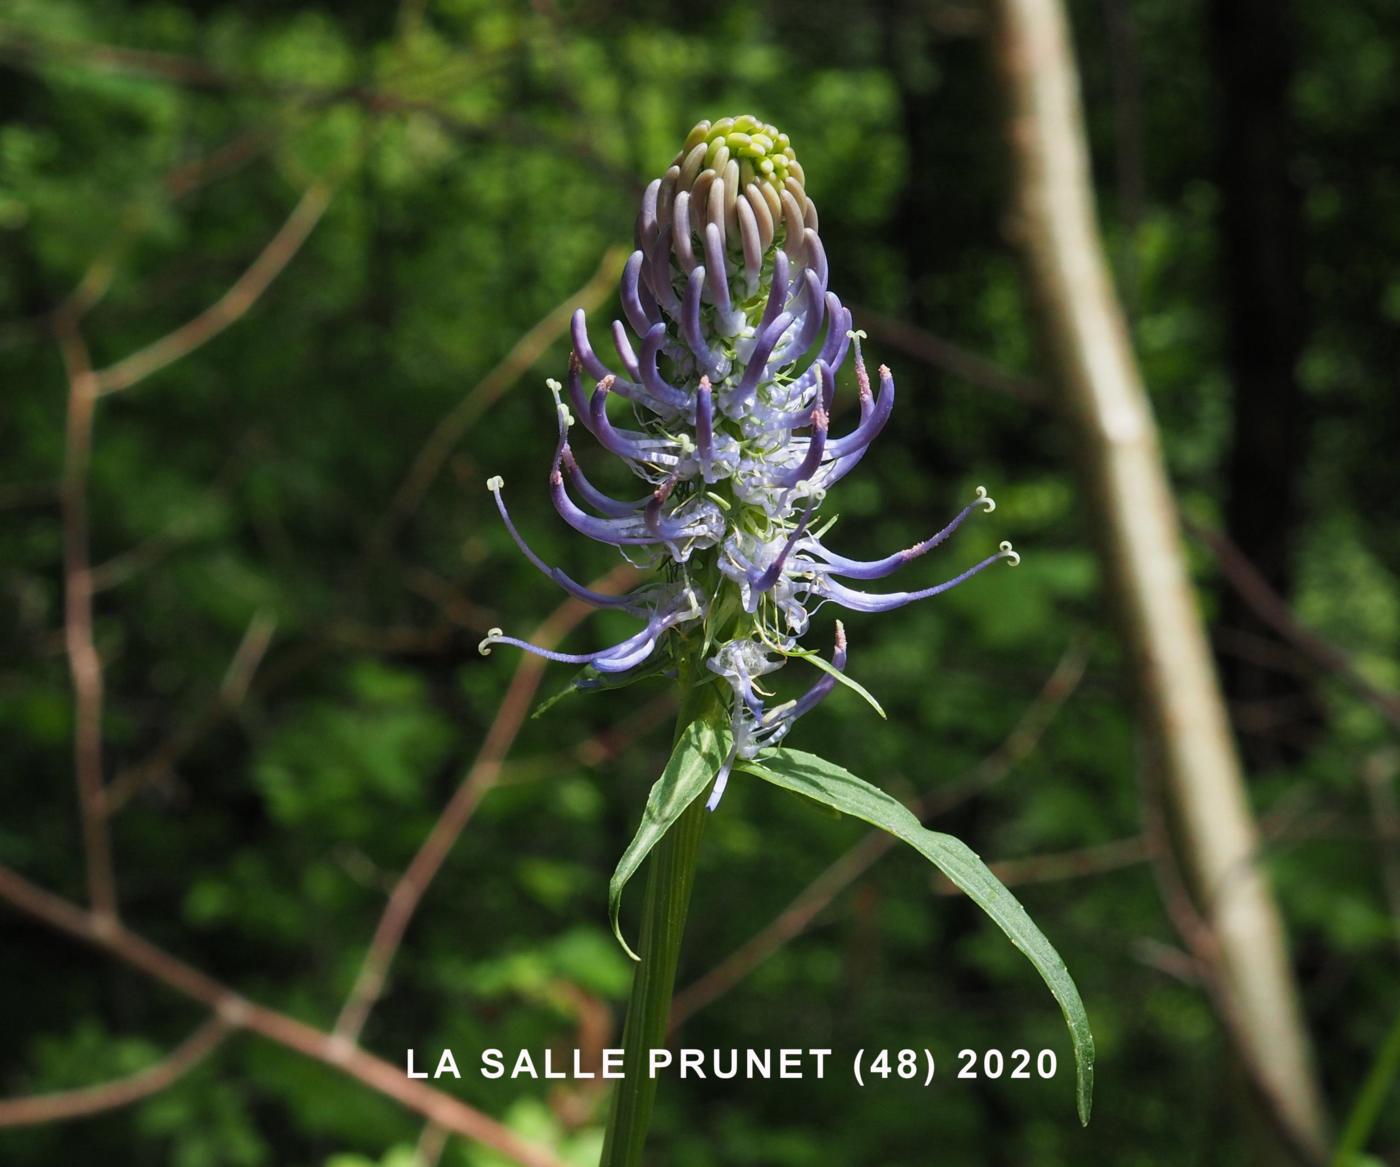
[1,0,1397,1163]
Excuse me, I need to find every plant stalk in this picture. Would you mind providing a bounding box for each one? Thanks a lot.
[599,676,722,1167]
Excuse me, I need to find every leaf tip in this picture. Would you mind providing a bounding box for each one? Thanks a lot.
[1076,1056,1094,1126]
[610,911,641,963]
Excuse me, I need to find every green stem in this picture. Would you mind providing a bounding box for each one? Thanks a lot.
[599,677,723,1167]
[1332,1002,1400,1166]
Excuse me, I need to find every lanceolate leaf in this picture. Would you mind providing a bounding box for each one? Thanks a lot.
[609,718,731,961]
[739,747,1095,1126]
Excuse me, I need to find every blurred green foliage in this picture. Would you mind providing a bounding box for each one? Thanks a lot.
[2,0,1398,1164]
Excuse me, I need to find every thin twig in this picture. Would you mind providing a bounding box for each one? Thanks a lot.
[987,0,1327,1146]
[0,26,639,194]
[416,1122,451,1167]
[851,303,1048,406]
[931,835,1147,894]
[1135,755,1328,1167]
[219,609,277,706]
[672,639,1089,1027]
[102,612,283,815]
[333,565,639,1042]
[0,1017,231,1127]
[372,244,629,549]
[0,863,569,1167]
[93,183,332,396]
[0,129,275,352]
[1189,519,1400,732]
[54,310,118,924]
[1361,748,1400,962]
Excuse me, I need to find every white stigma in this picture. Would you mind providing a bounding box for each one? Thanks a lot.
[999,540,1021,567]
[547,380,574,428]
[974,485,996,513]
[477,627,504,656]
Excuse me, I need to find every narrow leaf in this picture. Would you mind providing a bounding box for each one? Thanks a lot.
[609,719,730,961]
[740,747,1095,1125]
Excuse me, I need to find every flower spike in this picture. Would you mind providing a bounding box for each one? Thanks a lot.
[486,115,1019,812]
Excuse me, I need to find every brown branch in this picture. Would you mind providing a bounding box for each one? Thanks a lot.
[102,612,286,815]
[1189,520,1400,732]
[0,1017,231,1127]
[1361,749,1400,962]
[401,567,498,636]
[919,635,1090,819]
[333,565,639,1042]
[672,640,1088,1028]
[416,1122,451,1167]
[54,310,118,924]
[372,244,629,549]
[92,183,332,396]
[0,129,276,353]
[1135,761,1327,1167]
[987,0,1327,1148]
[931,835,1147,895]
[851,303,1048,406]
[0,26,638,195]
[0,864,569,1167]
[219,609,277,707]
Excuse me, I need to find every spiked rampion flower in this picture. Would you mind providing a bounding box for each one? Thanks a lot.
[480,114,1018,808]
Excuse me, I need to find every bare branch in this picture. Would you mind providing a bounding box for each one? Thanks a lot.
[987,0,1327,1149]
[1135,761,1327,1167]
[851,303,1048,406]
[931,835,1147,895]
[333,565,639,1043]
[416,1122,451,1167]
[373,244,629,549]
[1189,519,1400,732]
[0,864,570,1167]
[0,1018,231,1127]
[219,609,278,706]
[54,310,118,924]
[102,612,285,815]
[93,183,332,396]
[1361,749,1400,962]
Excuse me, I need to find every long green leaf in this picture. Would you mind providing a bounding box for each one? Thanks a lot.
[609,718,730,961]
[740,747,1095,1126]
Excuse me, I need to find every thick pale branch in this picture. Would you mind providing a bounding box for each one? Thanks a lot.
[986,0,1327,1151]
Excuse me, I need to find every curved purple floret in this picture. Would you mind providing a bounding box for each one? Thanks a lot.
[812,545,1017,612]
[621,251,658,338]
[804,490,995,580]
[825,363,894,459]
[487,476,638,610]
